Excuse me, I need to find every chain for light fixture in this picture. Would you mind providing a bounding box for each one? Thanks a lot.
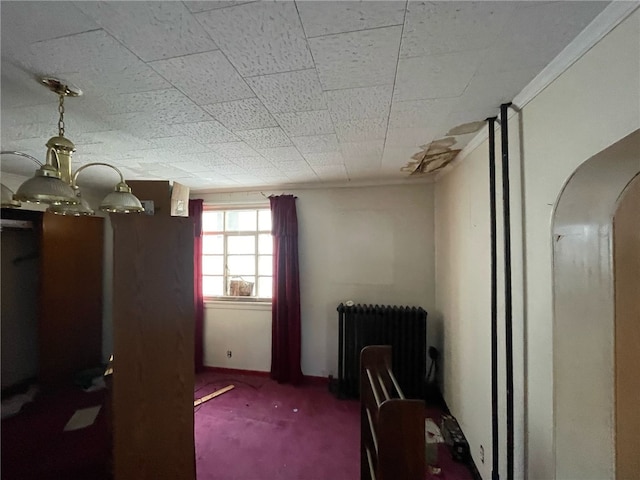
[57,93,65,137]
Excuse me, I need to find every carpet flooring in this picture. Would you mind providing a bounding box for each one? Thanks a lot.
[194,371,474,480]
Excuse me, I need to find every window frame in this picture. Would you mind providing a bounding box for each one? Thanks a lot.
[202,205,272,303]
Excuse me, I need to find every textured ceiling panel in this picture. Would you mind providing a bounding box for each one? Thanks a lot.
[273,110,334,137]
[0,2,97,44]
[236,127,293,149]
[0,1,610,190]
[394,51,483,101]
[303,151,345,166]
[150,51,254,105]
[258,146,306,163]
[325,85,393,124]
[151,135,211,153]
[296,1,405,38]
[23,29,140,75]
[309,26,402,90]
[477,1,609,75]
[184,1,257,14]
[62,64,171,97]
[75,1,217,62]
[203,98,277,131]
[385,127,437,148]
[208,141,260,158]
[290,134,339,154]
[388,97,458,130]
[175,120,239,144]
[245,69,326,114]
[401,1,514,59]
[334,117,388,143]
[195,2,313,77]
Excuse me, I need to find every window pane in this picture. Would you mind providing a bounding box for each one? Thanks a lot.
[203,234,223,254]
[227,255,256,275]
[258,276,272,298]
[258,234,272,254]
[227,235,255,254]
[226,210,256,231]
[258,209,272,231]
[202,211,223,232]
[258,255,272,276]
[203,276,223,296]
[203,255,224,275]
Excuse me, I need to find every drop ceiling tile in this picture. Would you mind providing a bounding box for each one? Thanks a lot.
[195,2,313,76]
[388,97,458,130]
[401,1,514,59]
[208,163,249,175]
[290,134,339,154]
[236,127,292,149]
[258,147,305,163]
[230,157,275,170]
[334,117,388,143]
[203,98,277,131]
[394,51,482,101]
[297,1,405,38]
[309,26,402,90]
[185,151,238,167]
[143,163,194,178]
[150,51,254,105]
[24,29,141,75]
[381,146,423,168]
[476,1,608,74]
[276,161,315,173]
[325,85,393,124]
[176,120,239,144]
[385,127,437,148]
[151,135,210,153]
[75,1,217,62]
[312,164,348,179]
[122,148,177,163]
[1,1,98,44]
[340,140,385,166]
[90,88,212,124]
[62,64,171,97]
[184,1,257,14]
[245,69,326,114]
[273,110,334,137]
[0,64,56,109]
[104,113,175,139]
[303,151,345,166]
[208,142,260,158]
[173,161,217,173]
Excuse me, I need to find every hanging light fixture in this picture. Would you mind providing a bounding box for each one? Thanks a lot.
[6,77,144,215]
[0,151,44,208]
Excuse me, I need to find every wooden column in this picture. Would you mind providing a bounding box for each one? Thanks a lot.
[111,215,195,480]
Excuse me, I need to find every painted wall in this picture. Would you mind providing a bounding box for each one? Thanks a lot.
[198,183,436,377]
[435,8,640,480]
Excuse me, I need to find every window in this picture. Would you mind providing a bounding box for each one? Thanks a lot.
[202,207,272,300]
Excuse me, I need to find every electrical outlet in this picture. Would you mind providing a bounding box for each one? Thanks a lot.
[480,445,485,464]
[226,350,232,358]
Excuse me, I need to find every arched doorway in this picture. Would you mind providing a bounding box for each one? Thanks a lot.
[552,129,639,479]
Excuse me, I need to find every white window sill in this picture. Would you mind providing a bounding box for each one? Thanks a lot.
[204,299,272,311]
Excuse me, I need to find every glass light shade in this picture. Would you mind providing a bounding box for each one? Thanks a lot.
[14,165,78,205]
[48,191,94,216]
[99,182,144,213]
[1,183,21,208]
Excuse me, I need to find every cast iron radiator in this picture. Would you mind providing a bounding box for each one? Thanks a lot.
[336,303,427,399]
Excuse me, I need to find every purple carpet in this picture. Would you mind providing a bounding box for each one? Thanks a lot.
[194,372,474,480]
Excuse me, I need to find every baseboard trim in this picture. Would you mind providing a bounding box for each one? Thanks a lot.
[201,366,328,385]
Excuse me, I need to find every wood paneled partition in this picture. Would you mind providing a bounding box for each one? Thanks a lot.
[111,215,195,480]
[40,212,103,385]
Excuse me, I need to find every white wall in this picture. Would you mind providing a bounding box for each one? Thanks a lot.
[435,8,640,480]
[198,183,436,377]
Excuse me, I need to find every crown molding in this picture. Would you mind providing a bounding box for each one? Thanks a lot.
[436,1,640,182]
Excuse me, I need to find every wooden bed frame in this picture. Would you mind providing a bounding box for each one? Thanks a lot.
[360,345,425,480]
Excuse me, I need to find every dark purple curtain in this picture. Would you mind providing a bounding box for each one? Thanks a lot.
[189,199,204,373]
[270,195,302,385]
